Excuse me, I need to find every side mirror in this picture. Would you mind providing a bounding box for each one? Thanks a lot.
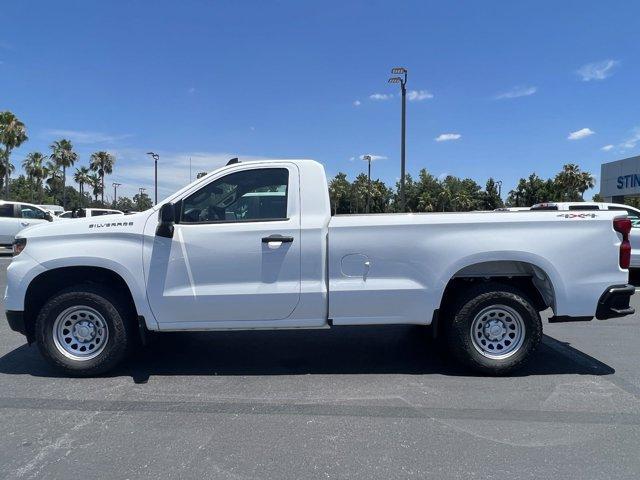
[156,203,175,238]
[45,212,53,222]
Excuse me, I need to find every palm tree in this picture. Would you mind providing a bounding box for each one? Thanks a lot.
[88,173,102,202]
[89,151,115,204]
[22,152,47,202]
[74,166,91,207]
[0,111,28,198]
[50,139,77,208]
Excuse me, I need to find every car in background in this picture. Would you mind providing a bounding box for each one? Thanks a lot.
[494,207,531,212]
[531,202,640,268]
[0,201,54,247]
[59,208,124,219]
[37,204,65,216]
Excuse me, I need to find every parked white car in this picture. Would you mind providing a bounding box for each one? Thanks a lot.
[494,207,531,212]
[37,204,65,216]
[58,208,124,219]
[531,202,640,268]
[0,201,53,247]
[4,160,635,376]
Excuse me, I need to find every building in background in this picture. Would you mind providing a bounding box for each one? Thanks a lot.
[600,155,640,203]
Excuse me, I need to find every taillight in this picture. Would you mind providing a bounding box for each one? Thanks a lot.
[613,218,632,269]
[12,238,27,256]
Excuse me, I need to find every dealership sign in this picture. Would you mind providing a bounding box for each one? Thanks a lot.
[617,174,640,189]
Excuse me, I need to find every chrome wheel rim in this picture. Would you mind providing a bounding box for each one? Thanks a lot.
[52,306,109,361]
[470,304,525,359]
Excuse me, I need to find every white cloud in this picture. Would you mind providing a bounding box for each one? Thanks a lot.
[494,86,537,100]
[435,133,461,142]
[359,154,387,161]
[369,93,393,101]
[407,90,433,101]
[601,144,614,151]
[577,59,619,81]
[42,129,133,144]
[620,127,640,151]
[353,100,361,107]
[567,128,595,140]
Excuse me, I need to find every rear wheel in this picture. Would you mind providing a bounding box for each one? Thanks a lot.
[35,286,134,376]
[446,282,542,375]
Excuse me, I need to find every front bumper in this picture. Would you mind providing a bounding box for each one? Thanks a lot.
[595,284,635,320]
[6,310,26,335]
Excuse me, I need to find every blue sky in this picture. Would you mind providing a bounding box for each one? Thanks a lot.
[2,0,639,200]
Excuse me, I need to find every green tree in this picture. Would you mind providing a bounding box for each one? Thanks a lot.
[553,163,595,201]
[592,193,604,202]
[22,152,48,203]
[114,196,135,212]
[88,173,102,203]
[0,111,28,198]
[133,191,153,211]
[89,151,115,204]
[506,173,555,207]
[50,139,77,208]
[481,178,504,210]
[328,172,351,214]
[73,166,91,207]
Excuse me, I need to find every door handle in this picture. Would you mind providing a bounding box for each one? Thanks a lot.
[262,235,294,243]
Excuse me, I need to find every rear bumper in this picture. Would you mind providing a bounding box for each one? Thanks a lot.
[549,284,635,323]
[595,284,635,320]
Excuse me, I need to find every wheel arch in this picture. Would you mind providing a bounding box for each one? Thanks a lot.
[23,266,141,343]
[438,256,560,316]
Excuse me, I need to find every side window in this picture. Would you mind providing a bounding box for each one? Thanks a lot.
[92,210,116,217]
[59,212,72,218]
[0,204,14,217]
[181,168,289,223]
[568,205,599,211]
[20,205,46,220]
[609,207,640,228]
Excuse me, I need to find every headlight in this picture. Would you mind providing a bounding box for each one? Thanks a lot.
[13,238,27,256]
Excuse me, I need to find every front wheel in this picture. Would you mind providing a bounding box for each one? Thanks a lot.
[35,286,134,376]
[446,282,542,375]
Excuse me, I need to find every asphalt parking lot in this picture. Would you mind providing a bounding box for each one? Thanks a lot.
[1,254,639,479]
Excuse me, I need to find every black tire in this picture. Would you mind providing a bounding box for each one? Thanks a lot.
[35,285,135,377]
[446,282,542,375]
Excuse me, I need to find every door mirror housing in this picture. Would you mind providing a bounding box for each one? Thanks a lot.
[45,212,53,222]
[156,203,175,238]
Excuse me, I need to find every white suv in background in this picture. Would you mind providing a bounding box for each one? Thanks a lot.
[531,202,640,268]
[0,201,54,247]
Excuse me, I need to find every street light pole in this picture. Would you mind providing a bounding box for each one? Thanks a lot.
[389,67,408,212]
[146,152,159,205]
[112,182,121,206]
[496,180,503,198]
[363,155,372,213]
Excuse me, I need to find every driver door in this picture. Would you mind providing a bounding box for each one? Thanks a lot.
[146,163,302,328]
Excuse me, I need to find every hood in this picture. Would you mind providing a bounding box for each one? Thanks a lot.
[17,211,153,240]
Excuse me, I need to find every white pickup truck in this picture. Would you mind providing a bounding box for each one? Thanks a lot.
[4,159,635,376]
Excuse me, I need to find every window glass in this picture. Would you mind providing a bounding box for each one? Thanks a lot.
[20,205,46,219]
[0,204,13,217]
[568,205,600,211]
[92,210,118,216]
[608,206,640,228]
[530,205,558,211]
[59,212,72,218]
[181,168,289,223]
